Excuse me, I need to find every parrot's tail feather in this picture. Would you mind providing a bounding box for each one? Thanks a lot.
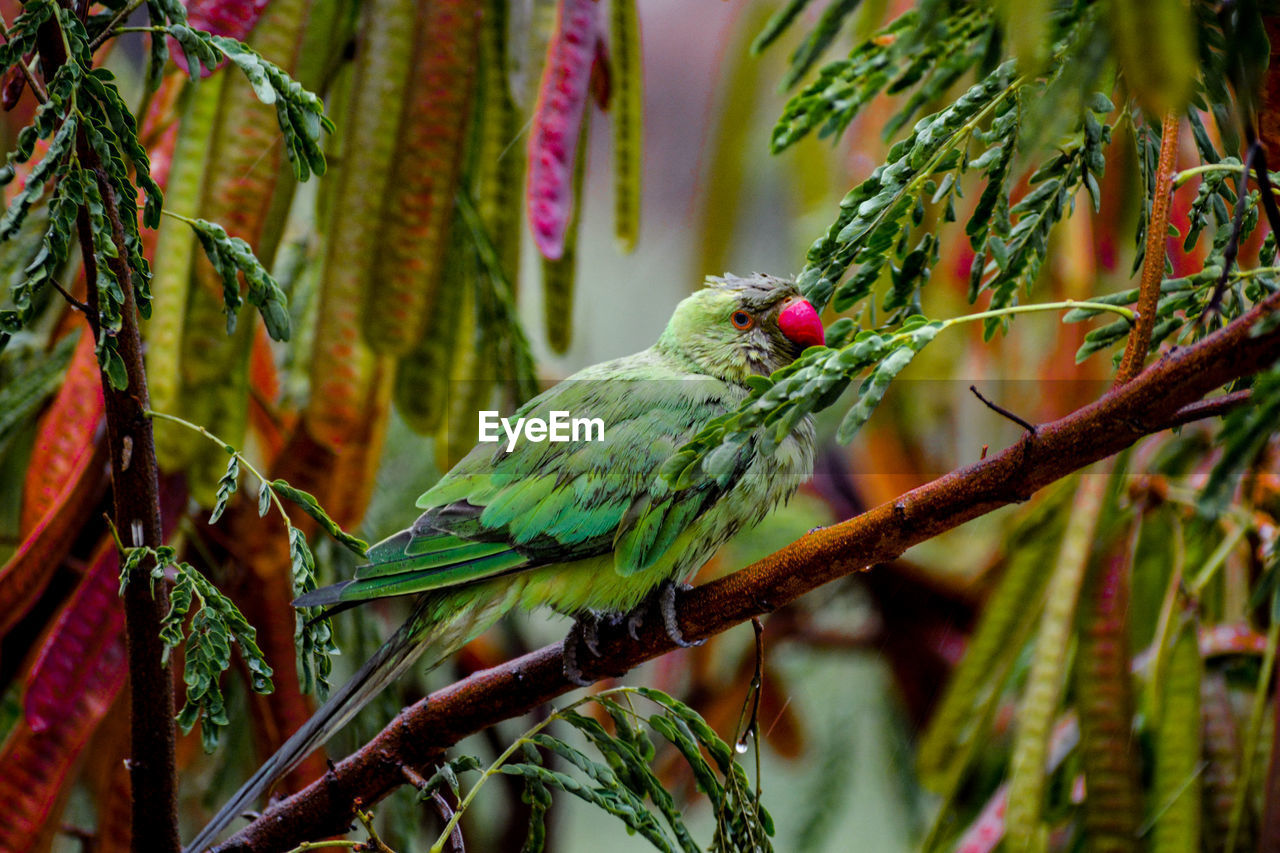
[184,588,518,852]
[292,579,354,608]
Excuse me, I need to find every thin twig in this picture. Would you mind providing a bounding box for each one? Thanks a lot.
[1203,139,1260,325]
[969,385,1036,433]
[87,0,149,52]
[1245,123,1280,239]
[1117,110,1180,384]
[428,792,464,853]
[50,278,90,314]
[733,617,765,753]
[400,760,466,850]
[1163,389,1252,427]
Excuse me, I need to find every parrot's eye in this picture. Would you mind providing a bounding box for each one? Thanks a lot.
[731,310,754,330]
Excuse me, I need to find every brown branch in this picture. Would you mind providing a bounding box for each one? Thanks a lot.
[213,289,1280,853]
[1116,110,1180,385]
[35,8,180,851]
[75,154,180,853]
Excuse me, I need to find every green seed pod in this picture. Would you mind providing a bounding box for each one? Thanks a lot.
[1152,613,1202,853]
[1006,474,1106,851]
[307,0,415,448]
[610,0,642,252]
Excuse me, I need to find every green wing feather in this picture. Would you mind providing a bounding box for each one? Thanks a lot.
[298,356,752,608]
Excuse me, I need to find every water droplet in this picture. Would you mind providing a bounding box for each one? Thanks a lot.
[734,737,750,754]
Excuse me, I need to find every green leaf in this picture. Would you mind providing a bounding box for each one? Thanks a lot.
[750,0,814,55]
[0,113,78,241]
[182,216,292,340]
[288,525,335,699]
[208,451,239,524]
[1200,367,1280,516]
[780,0,866,91]
[836,324,939,442]
[270,480,369,555]
[165,26,332,181]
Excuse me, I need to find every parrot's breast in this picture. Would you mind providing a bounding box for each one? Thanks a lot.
[515,416,815,616]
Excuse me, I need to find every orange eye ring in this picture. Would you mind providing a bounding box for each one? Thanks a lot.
[731,311,754,330]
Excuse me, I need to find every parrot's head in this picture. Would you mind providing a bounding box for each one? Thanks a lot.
[659,273,825,384]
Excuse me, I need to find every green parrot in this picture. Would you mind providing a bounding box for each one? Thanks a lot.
[187,273,825,851]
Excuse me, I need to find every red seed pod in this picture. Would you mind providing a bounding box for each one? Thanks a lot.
[1074,551,1142,851]
[362,0,481,355]
[21,326,103,534]
[1,62,27,111]
[23,543,126,734]
[526,0,599,261]
[0,542,125,852]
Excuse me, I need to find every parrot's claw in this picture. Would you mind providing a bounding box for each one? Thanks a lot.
[564,611,617,686]
[562,623,595,687]
[660,581,704,649]
[582,613,604,657]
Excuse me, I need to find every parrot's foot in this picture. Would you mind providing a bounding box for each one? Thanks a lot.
[564,610,620,686]
[561,583,703,684]
[659,581,704,649]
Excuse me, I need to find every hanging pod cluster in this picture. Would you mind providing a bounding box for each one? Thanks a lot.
[133,0,650,499]
[325,0,645,463]
[147,0,338,501]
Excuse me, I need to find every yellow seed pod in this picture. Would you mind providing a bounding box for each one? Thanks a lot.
[1109,0,1196,115]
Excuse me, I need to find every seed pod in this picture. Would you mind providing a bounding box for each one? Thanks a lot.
[147,78,220,470]
[437,275,486,471]
[1073,551,1142,852]
[81,705,132,852]
[21,326,103,534]
[0,440,107,638]
[180,0,315,499]
[542,111,589,354]
[1006,474,1106,851]
[1201,668,1249,853]
[363,0,481,355]
[609,0,642,252]
[0,542,125,852]
[916,486,1069,789]
[526,0,598,261]
[327,359,394,527]
[1152,613,1203,853]
[473,0,524,290]
[307,0,415,448]
[1108,0,1195,115]
[393,220,471,435]
[694,4,768,281]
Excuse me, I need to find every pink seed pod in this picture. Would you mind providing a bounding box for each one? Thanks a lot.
[526,0,599,261]
[24,544,126,735]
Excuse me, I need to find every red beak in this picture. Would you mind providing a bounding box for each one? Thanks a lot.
[777,298,825,348]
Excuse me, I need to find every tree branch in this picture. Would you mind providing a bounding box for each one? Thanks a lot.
[77,154,181,853]
[210,287,1280,853]
[36,7,180,850]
